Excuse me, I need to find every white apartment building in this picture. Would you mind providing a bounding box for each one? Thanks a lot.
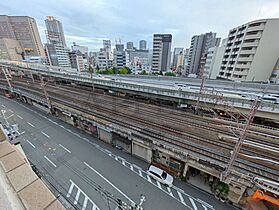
[218,18,279,81]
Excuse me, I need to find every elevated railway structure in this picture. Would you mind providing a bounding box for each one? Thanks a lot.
[0,60,279,122]
[0,61,278,206]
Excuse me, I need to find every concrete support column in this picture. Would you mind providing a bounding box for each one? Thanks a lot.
[183,163,189,177]
[97,127,112,144]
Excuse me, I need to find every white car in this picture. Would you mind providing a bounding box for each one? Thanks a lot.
[147,165,174,187]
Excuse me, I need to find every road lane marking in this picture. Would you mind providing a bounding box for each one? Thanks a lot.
[52,121,58,125]
[67,182,74,197]
[189,197,198,210]
[197,199,213,208]
[17,114,23,119]
[59,144,71,153]
[138,170,142,177]
[26,140,35,148]
[74,189,81,205]
[156,181,162,189]
[44,156,56,167]
[147,175,152,183]
[177,191,186,205]
[41,131,50,138]
[203,205,208,210]
[82,197,88,210]
[27,122,35,127]
[167,187,174,197]
[83,162,135,206]
[8,109,14,113]
[130,165,133,171]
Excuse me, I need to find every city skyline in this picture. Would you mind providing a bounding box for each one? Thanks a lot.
[1,0,279,51]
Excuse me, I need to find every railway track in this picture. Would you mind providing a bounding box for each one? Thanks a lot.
[0,78,278,181]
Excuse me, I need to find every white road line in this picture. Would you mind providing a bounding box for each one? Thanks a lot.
[156,181,162,189]
[167,187,174,197]
[74,189,81,205]
[59,125,65,128]
[177,191,186,205]
[41,131,50,138]
[202,205,209,210]
[67,182,74,197]
[82,197,88,210]
[138,170,142,177]
[27,122,35,127]
[197,199,213,208]
[147,175,152,183]
[121,160,126,166]
[189,197,198,210]
[44,156,57,167]
[83,162,135,206]
[53,121,58,125]
[8,109,14,113]
[59,144,71,153]
[17,114,23,119]
[26,140,36,148]
[130,165,133,171]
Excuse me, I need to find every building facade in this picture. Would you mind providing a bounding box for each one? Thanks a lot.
[45,43,71,67]
[126,42,134,50]
[45,16,66,46]
[139,40,147,50]
[114,43,126,69]
[152,34,172,72]
[0,38,22,61]
[69,51,85,72]
[204,39,227,79]
[218,19,279,81]
[0,15,45,57]
[270,58,279,84]
[186,32,220,76]
[172,47,184,69]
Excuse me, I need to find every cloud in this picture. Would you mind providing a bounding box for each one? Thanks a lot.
[1,0,279,51]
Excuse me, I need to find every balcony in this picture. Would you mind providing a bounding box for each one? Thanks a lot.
[233,70,249,76]
[240,49,256,55]
[235,63,251,69]
[242,42,259,48]
[237,57,253,62]
[244,33,262,40]
[247,25,265,32]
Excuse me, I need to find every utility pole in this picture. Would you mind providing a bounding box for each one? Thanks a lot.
[1,67,13,92]
[39,75,51,110]
[194,68,205,114]
[221,81,270,181]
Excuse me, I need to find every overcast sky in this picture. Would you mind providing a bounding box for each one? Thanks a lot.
[1,0,279,51]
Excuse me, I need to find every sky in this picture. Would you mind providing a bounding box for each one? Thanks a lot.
[1,0,279,51]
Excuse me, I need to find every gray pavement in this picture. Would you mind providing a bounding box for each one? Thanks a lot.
[0,96,238,210]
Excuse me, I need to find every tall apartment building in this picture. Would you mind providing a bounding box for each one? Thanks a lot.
[0,38,23,61]
[69,51,85,72]
[204,39,227,79]
[45,16,66,46]
[152,34,172,72]
[0,15,45,57]
[172,47,184,69]
[218,19,279,81]
[186,32,220,76]
[139,40,147,50]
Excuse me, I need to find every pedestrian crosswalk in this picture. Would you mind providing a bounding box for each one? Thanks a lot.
[67,179,100,210]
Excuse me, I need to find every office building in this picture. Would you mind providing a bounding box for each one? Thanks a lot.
[45,43,70,67]
[218,19,279,81]
[126,42,134,50]
[152,34,172,72]
[71,42,88,55]
[103,40,111,52]
[69,51,85,72]
[114,43,126,69]
[172,47,184,69]
[204,39,227,79]
[0,15,45,57]
[139,40,147,50]
[0,38,22,61]
[96,48,113,70]
[186,32,220,76]
[45,16,66,46]
[176,51,185,75]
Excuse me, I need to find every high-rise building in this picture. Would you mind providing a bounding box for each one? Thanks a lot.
[270,58,279,84]
[96,48,113,70]
[172,47,184,69]
[45,16,66,46]
[69,51,85,72]
[45,43,70,67]
[71,42,88,55]
[218,19,279,81]
[103,40,111,52]
[204,39,227,79]
[0,38,23,61]
[186,32,220,76]
[126,42,134,50]
[0,15,45,57]
[152,34,172,72]
[139,40,147,50]
[114,43,126,69]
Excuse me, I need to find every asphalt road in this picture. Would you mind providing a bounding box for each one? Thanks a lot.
[0,96,237,210]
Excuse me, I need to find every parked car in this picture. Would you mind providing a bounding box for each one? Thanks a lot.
[147,165,174,187]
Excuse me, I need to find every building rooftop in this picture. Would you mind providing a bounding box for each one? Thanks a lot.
[0,133,66,210]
